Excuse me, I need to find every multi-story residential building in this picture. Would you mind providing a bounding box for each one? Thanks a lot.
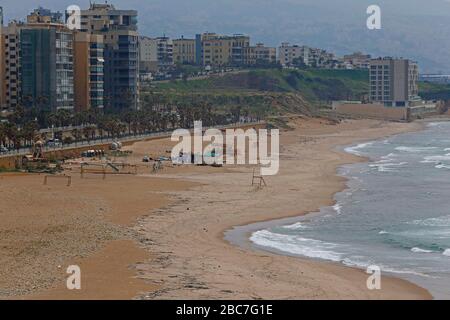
[369,57,419,107]
[244,43,277,65]
[0,6,4,110]
[343,52,371,69]
[278,43,303,67]
[139,36,158,74]
[1,20,23,111]
[155,36,173,69]
[278,42,335,68]
[173,36,196,65]
[199,33,250,67]
[139,36,173,74]
[79,3,139,110]
[20,10,74,111]
[73,32,104,112]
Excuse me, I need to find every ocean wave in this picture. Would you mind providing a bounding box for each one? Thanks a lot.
[332,203,342,214]
[282,222,309,230]
[250,230,343,262]
[378,231,388,235]
[423,155,450,162]
[411,247,434,253]
[395,146,437,153]
[342,258,430,277]
[408,215,450,227]
[443,249,450,256]
[344,142,373,156]
[368,162,407,172]
[435,164,450,169]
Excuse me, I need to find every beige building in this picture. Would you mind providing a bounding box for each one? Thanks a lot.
[343,52,371,69]
[139,36,158,73]
[0,8,5,110]
[278,43,304,66]
[139,36,173,73]
[173,37,196,65]
[244,43,276,65]
[278,42,335,68]
[370,57,419,107]
[79,3,139,110]
[201,33,250,66]
[73,32,104,112]
[0,22,22,110]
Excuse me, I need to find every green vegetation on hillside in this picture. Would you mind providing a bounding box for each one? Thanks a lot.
[149,68,450,121]
[155,69,369,105]
[419,82,450,101]
[149,68,372,120]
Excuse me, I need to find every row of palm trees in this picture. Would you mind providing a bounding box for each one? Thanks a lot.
[0,94,248,151]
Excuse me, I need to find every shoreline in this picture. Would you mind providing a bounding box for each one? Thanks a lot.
[1,117,435,300]
[135,117,432,299]
[224,119,433,298]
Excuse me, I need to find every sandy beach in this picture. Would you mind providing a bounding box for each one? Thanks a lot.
[0,117,432,299]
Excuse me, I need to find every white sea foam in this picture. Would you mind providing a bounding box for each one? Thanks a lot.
[443,249,450,256]
[422,155,450,163]
[368,162,407,172]
[250,230,343,262]
[395,146,437,153]
[411,247,433,253]
[378,230,388,235]
[282,222,308,230]
[409,215,450,227]
[344,142,373,156]
[342,258,430,277]
[381,153,396,159]
[332,203,342,214]
[435,164,450,169]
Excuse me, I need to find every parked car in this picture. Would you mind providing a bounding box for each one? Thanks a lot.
[0,146,9,153]
[46,139,62,148]
[142,156,150,163]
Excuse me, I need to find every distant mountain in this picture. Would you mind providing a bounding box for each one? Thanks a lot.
[2,0,450,72]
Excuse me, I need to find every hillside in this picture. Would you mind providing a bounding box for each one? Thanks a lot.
[154,68,369,105]
[149,68,449,120]
[419,82,450,101]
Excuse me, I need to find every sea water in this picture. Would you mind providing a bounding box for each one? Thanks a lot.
[250,121,450,298]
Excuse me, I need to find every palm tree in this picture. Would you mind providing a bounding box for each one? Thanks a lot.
[71,129,82,146]
[0,123,7,149]
[22,121,39,147]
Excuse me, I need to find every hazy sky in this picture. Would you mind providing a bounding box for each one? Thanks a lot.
[2,0,450,72]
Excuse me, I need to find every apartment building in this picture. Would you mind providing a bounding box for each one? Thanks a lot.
[244,43,276,65]
[343,52,371,69]
[79,3,139,110]
[278,42,335,68]
[0,6,4,110]
[200,33,250,66]
[369,57,419,107]
[73,32,104,112]
[173,37,196,65]
[19,10,74,111]
[139,36,173,74]
[1,18,22,110]
[155,36,173,69]
[139,36,158,74]
[278,43,303,66]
